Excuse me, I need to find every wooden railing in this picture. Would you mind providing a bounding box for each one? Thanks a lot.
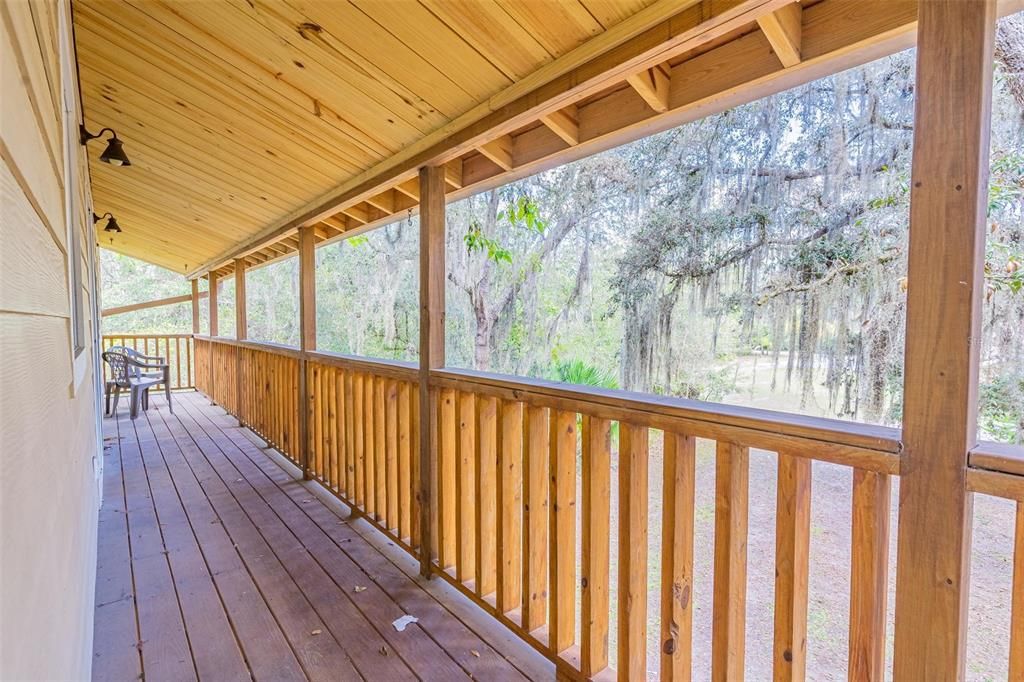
[101,334,195,390]
[191,334,1024,680]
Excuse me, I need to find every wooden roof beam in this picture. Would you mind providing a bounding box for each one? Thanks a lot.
[476,135,515,171]
[395,178,420,201]
[626,63,671,113]
[341,203,370,224]
[365,189,397,214]
[757,1,803,68]
[102,291,207,317]
[444,159,463,189]
[540,105,580,146]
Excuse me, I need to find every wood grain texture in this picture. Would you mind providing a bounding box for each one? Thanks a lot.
[476,395,498,597]
[772,453,811,681]
[711,441,749,681]
[581,416,612,678]
[848,469,890,682]
[418,165,445,575]
[893,1,995,678]
[523,405,550,634]
[617,423,649,682]
[548,409,577,654]
[661,432,695,682]
[1011,502,1024,680]
[497,400,524,615]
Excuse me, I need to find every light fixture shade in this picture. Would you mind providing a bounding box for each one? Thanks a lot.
[103,216,122,233]
[100,137,131,166]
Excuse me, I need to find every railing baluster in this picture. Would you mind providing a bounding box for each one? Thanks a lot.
[438,388,457,570]
[773,452,812,681]
[618,422,649,682]
[476,395,498,597]
[364,374,376,517]
[332,364,341,486]
[1011,501,1024,680]
[410,383,421,551]
[341,369,352,496]
[374,377,386,522]
[549,409,577,655]
[456,391,477,584]
[385,379,399,531]
[311,364,323,481]
[496,400,523,617]
[327,366,338,489]
[398,381,412,541]
[661,431,695,682]
[848,469,890,682]
[353,373,365,508]
[523,405,549,635]
[581,416,611,678]
[712,441,749,681]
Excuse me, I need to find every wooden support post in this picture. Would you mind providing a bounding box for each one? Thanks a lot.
[234,258,247,341]
[298,225,316,480]
[191,279,200,334]
[893,1,996,679]
[234,259,246,426]
[419,164,446,578]
[208,272,219,337]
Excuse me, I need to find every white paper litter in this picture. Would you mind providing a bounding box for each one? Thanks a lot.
[392,615,418,632]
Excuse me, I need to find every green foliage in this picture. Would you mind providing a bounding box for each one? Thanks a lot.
[978,376,1024,444]
[988,152,1024,214]
[464,220,512,263]
[550,359,618,389]
[499,195,547,233]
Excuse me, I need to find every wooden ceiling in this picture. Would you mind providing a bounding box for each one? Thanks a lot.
[78,0,1023,279]
[75,0,659,273]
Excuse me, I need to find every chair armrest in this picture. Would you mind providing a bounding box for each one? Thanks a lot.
[124,356,169,371]
[138,353,165,363]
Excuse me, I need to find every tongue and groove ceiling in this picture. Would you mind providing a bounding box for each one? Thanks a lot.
[74,0,658,273]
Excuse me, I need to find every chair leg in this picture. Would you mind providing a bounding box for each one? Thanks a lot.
[130,387,140,420]
[143,389,149,411]
[111,387,121,417]
[104,382,111,416]
[165,381,173,413]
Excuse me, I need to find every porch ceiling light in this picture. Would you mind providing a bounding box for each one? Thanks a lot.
[80,125,131,166]
[93,212,122,233]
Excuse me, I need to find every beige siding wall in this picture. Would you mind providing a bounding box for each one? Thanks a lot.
[1,1,101,679]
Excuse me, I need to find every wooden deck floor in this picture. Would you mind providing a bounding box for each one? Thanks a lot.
[93,390,548,681]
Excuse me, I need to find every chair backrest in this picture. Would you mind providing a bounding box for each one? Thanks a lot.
[102,350,132,388]
[107,345,148,379]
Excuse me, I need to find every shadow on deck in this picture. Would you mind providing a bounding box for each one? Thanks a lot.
[93,391,549,681]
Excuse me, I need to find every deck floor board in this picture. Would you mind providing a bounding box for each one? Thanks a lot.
[93,391,542,681]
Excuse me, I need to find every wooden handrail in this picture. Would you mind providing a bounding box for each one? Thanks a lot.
[969,440,1024,477]
[433,368,902,474]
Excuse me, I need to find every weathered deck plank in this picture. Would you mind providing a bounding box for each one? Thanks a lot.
[94,391,543,681]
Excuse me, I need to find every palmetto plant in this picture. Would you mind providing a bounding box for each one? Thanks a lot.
[551,359,618,390]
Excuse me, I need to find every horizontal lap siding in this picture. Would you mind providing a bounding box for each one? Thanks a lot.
[1,3,101,680]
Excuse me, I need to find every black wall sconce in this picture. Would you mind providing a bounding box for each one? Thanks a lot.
[80,126,131,166]
[93,212,122,233]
